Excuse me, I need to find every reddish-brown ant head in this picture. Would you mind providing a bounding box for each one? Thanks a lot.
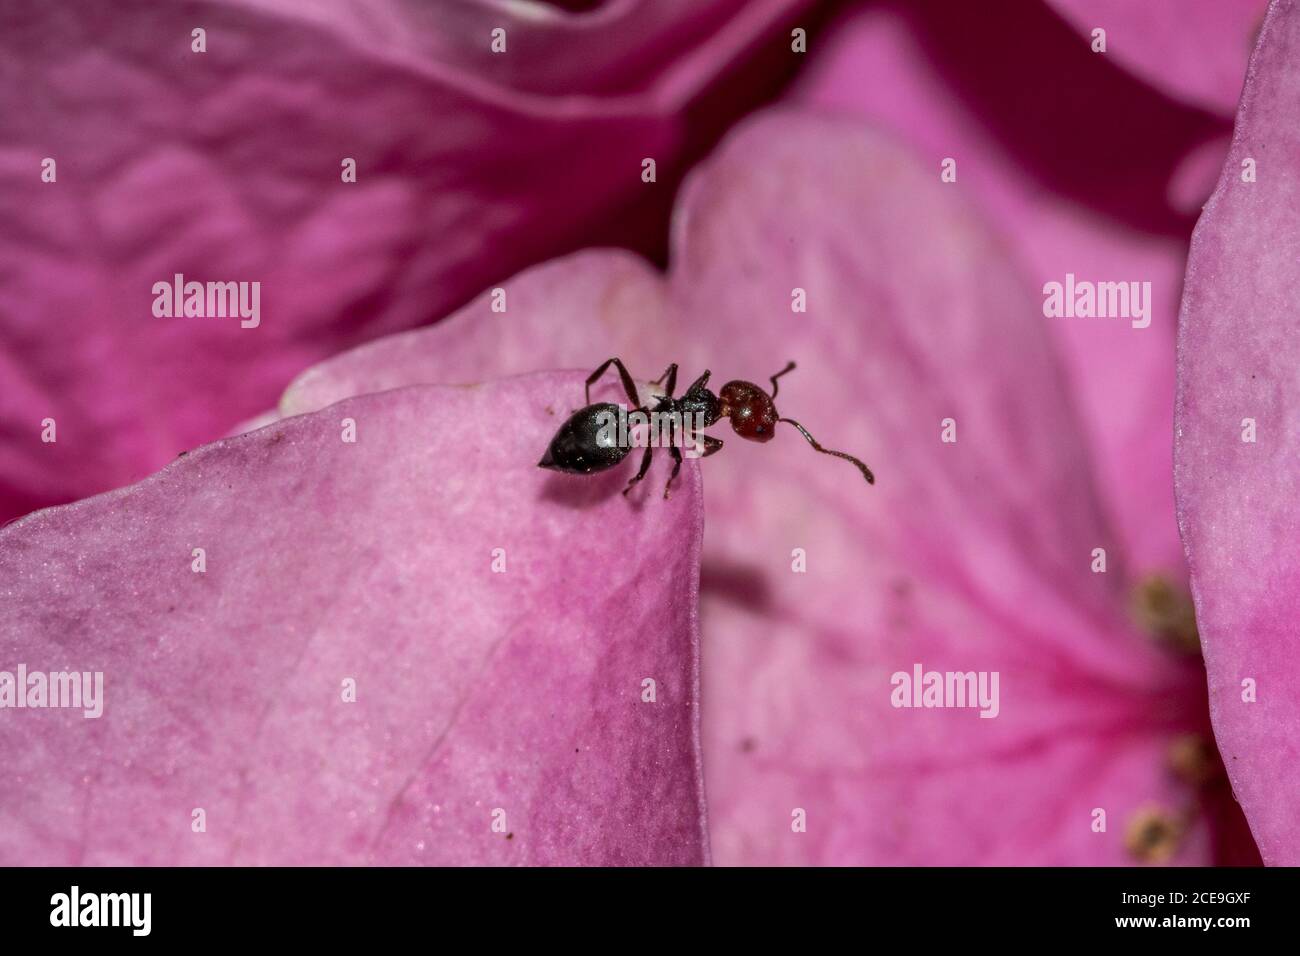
[719,380,779,442]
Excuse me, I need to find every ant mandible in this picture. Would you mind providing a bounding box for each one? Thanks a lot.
[538,357,875,498]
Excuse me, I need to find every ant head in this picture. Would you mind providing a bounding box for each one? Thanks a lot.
[719,380,778,442]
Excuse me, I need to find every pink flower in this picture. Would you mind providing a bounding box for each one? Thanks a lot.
[2,1,1281,867]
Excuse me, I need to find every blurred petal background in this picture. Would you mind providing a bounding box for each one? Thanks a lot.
[0,0,814,521]
[0,0,1282,864]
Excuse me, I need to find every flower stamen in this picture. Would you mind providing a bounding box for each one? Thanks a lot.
[1124,805,1186,862]
[1131,575,1200,654]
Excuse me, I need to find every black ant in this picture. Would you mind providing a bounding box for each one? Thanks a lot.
[538,357,875,498]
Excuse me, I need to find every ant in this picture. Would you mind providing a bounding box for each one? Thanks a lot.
[538,357,875,498]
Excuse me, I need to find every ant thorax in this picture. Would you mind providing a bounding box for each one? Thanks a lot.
[593,402,712,459]
[673,388,722,430]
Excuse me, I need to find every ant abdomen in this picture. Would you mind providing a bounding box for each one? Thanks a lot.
[538,402,630,474]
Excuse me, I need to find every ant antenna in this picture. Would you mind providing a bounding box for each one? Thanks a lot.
[778,418,875,484]
[769,361,797,399]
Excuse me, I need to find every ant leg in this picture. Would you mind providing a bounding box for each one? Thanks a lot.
[622,446,654,496]
[664,445,683,498]
[684,369,711,394]
[769,361,796,400]
[701,434,724,458]
[661,415,682,497]
[778,418,875,484]
[652,363,678,398]
[586,357,641,407]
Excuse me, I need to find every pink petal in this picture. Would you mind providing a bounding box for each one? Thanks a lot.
[279,111,1212,864]
[1045,0,1268,115]
[787,2,1223,577]
[0,0,806,524]
[0,373,707,865]
[281,248,671,418]
[1176,0,1300,866]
